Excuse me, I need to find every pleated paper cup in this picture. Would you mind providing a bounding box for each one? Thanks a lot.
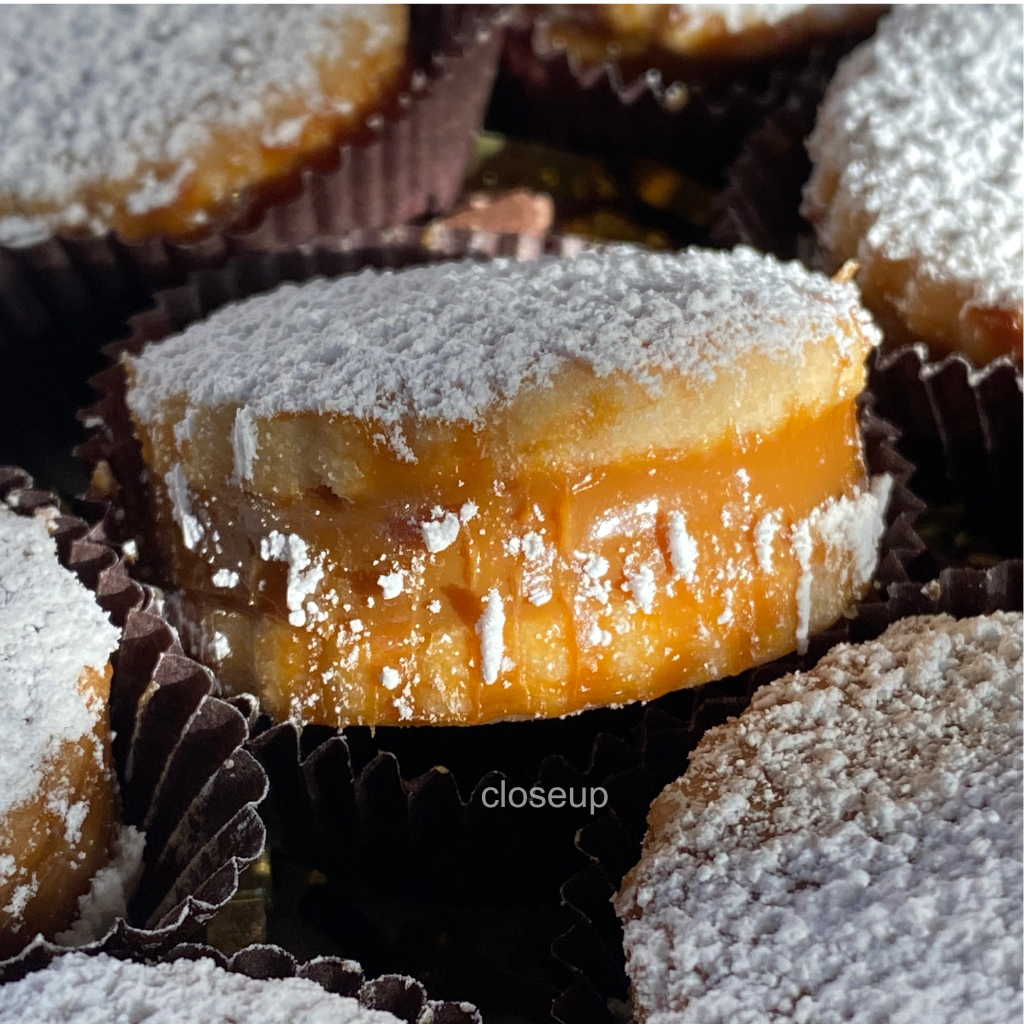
[0,467,268,982]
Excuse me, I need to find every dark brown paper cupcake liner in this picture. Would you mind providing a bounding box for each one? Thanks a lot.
[487,19,873,187]
[868,346,1022,561]
[0,941,481,1023]
[0,7,505,350]
[0,467,268,984]
[708,55,828,259]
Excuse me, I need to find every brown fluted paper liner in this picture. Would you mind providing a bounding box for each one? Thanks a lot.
[0,941,481,1023]
[708,62,827,259]
[869,346,1022,561]
[0,7,505,348]
[488,17,875,187]
[0,467,268,984]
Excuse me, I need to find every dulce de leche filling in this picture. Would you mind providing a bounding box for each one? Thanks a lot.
[136,380,884,728]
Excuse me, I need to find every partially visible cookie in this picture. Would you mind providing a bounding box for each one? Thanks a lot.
[540,5,881,66]
[0,505,122,958]
[0,952,407,1024]
[804,5,1024,363]
[616,612,1024,1023]
[0,6,408,244]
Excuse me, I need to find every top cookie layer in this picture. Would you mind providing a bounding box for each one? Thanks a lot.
[804,4,1024,312]
[0,5,405,245]
[616,612,1024,1022]
[0,505,120,820]
[125,245,879,460]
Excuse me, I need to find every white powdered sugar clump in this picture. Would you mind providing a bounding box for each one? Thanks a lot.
[421,510,462,553]
[0,6,404,244]
[260,531,324,629]
[616,612,1024,1024]
[476,588,506,686]
[672,4,809,34]
[666,510,698,583]
[0,506,120,822]
[0,951,407,1023]
[804,5,1024,312]
[55,825,146,946]
[125,245,879,457]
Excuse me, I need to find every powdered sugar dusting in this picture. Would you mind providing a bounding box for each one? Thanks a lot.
[667,510,698,583]
[625,564,657,614]
[753,510,780,573]
[790,518,814,654]
[0,951,407,1023]
[805,5,1024,313]
[421,510,461,553]
[164,463,204,550]
[126,246,880,456]
[54,825,145,947]
[260,531,323,628]
[790,477,890,654]
[231,407,259,484]
[674,4,809,34]
[0,506,119,823]
[476,588,506,686]
[0,6,405,244]
[616,612,1024,1023]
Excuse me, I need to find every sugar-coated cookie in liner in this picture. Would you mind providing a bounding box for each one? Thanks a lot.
[0,5,408,246]
[803,5,1024,364]
[616,612,1023,1024]
[103,244,890,728]
[0,503,132,959]
[113,244,888,726]
[0,466,269,971]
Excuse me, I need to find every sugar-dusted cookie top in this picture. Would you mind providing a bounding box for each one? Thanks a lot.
[125,245,879,457]
[0,952,407,1024]
[0,505,120,820]
[805,5,1024,314]
[616,612,1024,1023]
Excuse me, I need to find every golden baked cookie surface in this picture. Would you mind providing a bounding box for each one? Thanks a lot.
[123,246,885,726]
